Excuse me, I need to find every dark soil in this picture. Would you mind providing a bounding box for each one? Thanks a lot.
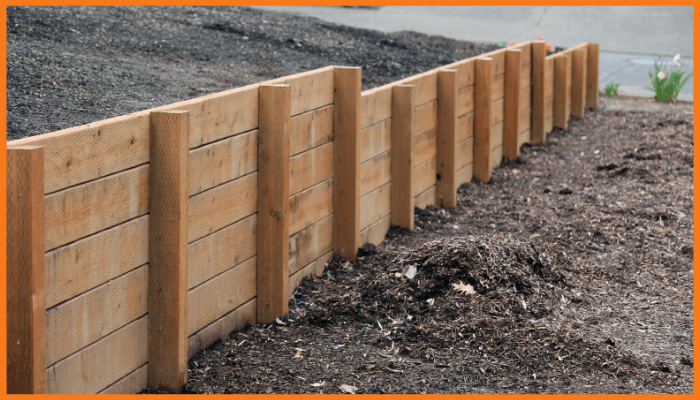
[7,6,693,395]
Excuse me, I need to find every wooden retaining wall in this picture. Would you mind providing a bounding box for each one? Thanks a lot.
[6,41,599,394]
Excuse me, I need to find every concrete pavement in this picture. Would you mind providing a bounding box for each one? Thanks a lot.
[253,6,693,101]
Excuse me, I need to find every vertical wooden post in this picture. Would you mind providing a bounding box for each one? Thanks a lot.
[504,49,522,160]
[391,84,415,230]
[333,67,361,260]
[436,69,458,209]
[571,48,586,117]
[531,41,547,145]
[553,56,571,130]
[7,146,46,394]
[148,110,189,393]
[257,84,290,324]
[473,57,493,183]
[586,43,600,108]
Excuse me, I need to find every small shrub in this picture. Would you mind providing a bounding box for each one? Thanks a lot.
[605,82,621,97]
[646,54,693,102]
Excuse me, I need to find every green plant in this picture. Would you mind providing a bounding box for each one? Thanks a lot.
[325,270,332,278]
[605,82,621,97]
[646,54,693,102]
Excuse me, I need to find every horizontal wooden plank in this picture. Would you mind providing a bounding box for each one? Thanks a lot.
[414,185,436,209]
[360,213,391,247]
[289,105,334,157]
[8,112,151,195]
[492,121,504,149]
[402,71,438,106]
[456,163,473,187]
[414,129,437,168]
[46,315,148,394]
[44,164,149,252]
[456,111,474,143]
[415,99,438,136]
[98,364,147,394]
[413,157,437,196]
[360,151,391,196]
[187,299,256,360]
[520,64,532,88]
[457,85,474,116]
[188,129,257,196]
[360,86,392,129]
[267,66,335,116]
[360,118,391,163]
[361,182,391,230]
[492,97,505,126]
[492,73,505,99]
[159,85,259,149]
[290,142,334,196]
[188,172,257,243]
[519,128,532,147]
[289,178,333,235]
[546,75,555,98]
[188,214,256,290]
[491,145,503,169]
[520,84,532,109]
[46,265,148,366]
[519,107,532,134]
[289,214,333,276]
[187,256,256,336]
[456,137,474,171]
[45,215,148,309]
[289,251,333,296]
[446,58,475,89]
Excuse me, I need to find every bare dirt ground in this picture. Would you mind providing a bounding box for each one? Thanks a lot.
[6,6,693,394]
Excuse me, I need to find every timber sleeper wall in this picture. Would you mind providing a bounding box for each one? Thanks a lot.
[6,41,599,394]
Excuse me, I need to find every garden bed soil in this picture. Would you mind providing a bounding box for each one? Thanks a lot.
[6,6,694,394]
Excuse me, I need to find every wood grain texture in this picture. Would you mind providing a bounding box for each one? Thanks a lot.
[188,214,256,290]
[290,141,334,196]
[414,129,437,167]
[480,49,506,76]
[45,215,148,309]
[554,56,571,130]
[512,42,532,65]
[187,299,256,360]
[360,86,392,129]
[46,265,148,366]
[360,151,392,196]
[531,41,547,145]
[289,178,334,236]
[571,48,587,117]
[414,185,437,210]
[491,145,503,169]
[415,99,437,136]
[390,84,415,230]
[46,315,148,394]
[333,66,361,260]
[456,137,474,171]
[456,112,474,143]
[413,157,437,197]
[148,110,189,392]
[289,105,334,157]
[520,84,532,109]
[256,84,291,324]
[491,73,505,100]
[519,128,532,147]
[268,66,335,116]
[360,213,391,247]
[456,163,473,186]
[289,214,333,276]
[187,257,256,336]
[361,182,391,230]
[188,172,257,243]
[360,118,391,163]
[445,58,474,89]
[98,364,148,394]
[520,64,532,88]
[519,107,532,137]
[504,49,522,160]
[473,58,493,183]
[188,129,257,196]
[456,85,475,116]
[586,43,600,109]
[7,146,46,394]
[436,69,459,208]
[44,164,149,252]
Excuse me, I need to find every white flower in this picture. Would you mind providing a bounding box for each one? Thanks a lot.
[657,71,666,79]
[674,54,681,63]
